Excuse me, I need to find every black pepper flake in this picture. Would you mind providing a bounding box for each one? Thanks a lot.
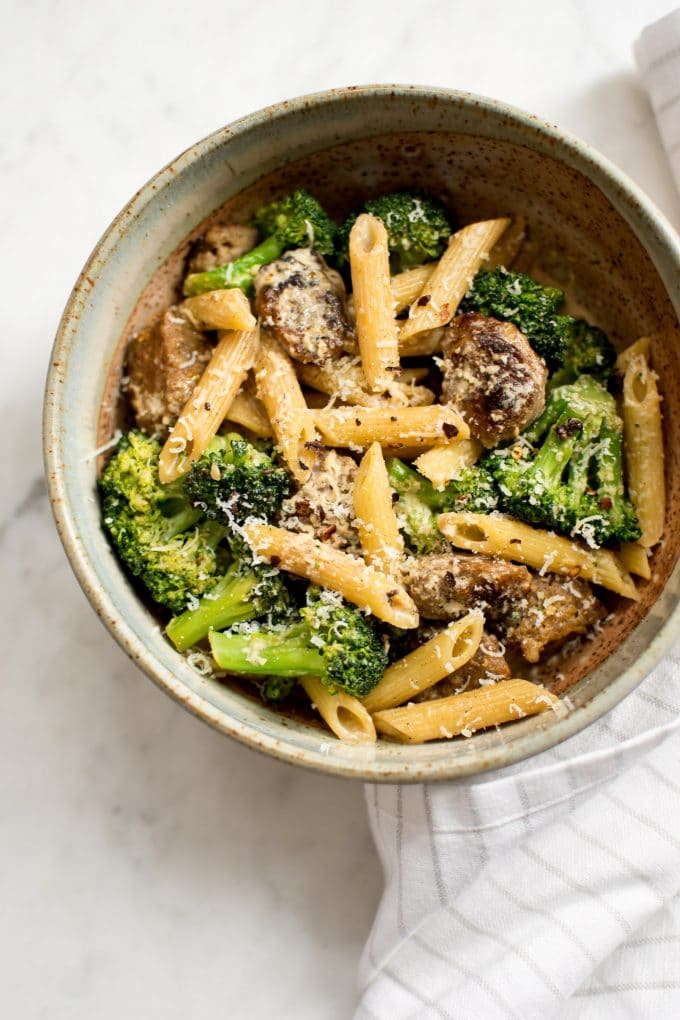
[417,294,431,307]
[355,418,362,427]
[442,422,459,439]
[390,415,398,422]
[299,460,308,471]
[509,538,522,545]
[204,401,212,411]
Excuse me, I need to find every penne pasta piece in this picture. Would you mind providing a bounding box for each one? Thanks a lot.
[615,336,651,373]
[484,215,527,270]
[180,289,256,331]
[298,359,434,407]
[362,610,484,713]
[622,352,665,548]
[391,264,435,314]
[300,676,376,744]
[373,679,565,743]
[438,511,639,599]
[618,542,652,580]
[349,214,400,391]
[243,523,419,628]
[354,442,404,575]
[399,218,510,341]
[311,404,469,449]
[158,326,259,482]
[414,438,483,490]
[223,384,272,438]
[399,327,446,358]
[255,332,316,482]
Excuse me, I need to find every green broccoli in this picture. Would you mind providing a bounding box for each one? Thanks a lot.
[184,433,291,540]
[548,318,616,389]
[166,558,294,652]
[100,430,227,613]
[183,189,337,296]
[486,375,640,547]
[336,190,453,273]
[460,266,567,369]
[385,456,498,554]
[209,587,388,697]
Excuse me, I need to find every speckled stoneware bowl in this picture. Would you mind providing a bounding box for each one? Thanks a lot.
[44,86,680,781]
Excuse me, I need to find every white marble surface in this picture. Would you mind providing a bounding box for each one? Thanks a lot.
[3,1,679,1016]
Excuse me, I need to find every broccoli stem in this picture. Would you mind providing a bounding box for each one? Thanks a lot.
[166,569,261,652]
[183,236,284,296]
[385,458,446,510]
[209,625,325,677]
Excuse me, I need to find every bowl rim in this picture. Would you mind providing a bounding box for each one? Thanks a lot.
[43,84,680,782]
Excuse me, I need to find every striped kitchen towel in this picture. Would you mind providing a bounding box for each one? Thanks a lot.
[357,645,680,1018]
[636,8,680,191]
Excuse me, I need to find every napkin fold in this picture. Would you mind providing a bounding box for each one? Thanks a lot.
[358,11,680,1017]
[635,8,680,192]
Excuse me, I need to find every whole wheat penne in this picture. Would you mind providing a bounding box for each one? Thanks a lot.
[362,610,484,713]
[298,359,434,407]
[354,442,404,575]
[414,438,483,490]
[618,542,652,580]
[438,512,639,599]
[243,523,419,628]
[158,326,259,482]
[223,385,273,438]
[399,218,510,341]
[372,679,564,743]
[311,405,469,449]
[255,332,316,482]
[300,676,376,744]
[349,214,400,390]
[622,352,665,547]
[180,289,256,331]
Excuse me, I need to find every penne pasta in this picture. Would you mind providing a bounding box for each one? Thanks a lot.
[484,215,527,270]
[391,264,435,314]
[399,326,446,358]
[354,442,404,575]
[311,404,470,449]
[158,325,259,482]
[438,511,639,599]
[399,218,510,341]
[622,352,665,547]
[414,438,483,490]
[255,332,316,482]
[298,359,434,407]
[349,214,400,391]
[615,336,651,373]
[300,676,376,744]
[618,542,652,580]
[242,523,419,628]
[362,611,484,713]
[223,383,273,438]
[180,289,256,331]
[372,679,564,743]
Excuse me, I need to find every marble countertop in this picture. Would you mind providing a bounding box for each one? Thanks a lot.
[3,1,679,1016]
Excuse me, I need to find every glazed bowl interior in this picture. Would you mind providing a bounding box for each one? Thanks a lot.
[45,87,680,781]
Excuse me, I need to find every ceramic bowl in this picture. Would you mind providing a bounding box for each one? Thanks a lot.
[44,86,680,781]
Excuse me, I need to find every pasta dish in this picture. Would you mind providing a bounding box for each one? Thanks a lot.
[98,187,665,745]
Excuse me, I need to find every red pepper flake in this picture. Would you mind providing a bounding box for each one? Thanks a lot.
[442,422,459,439]
[417,294,431,307]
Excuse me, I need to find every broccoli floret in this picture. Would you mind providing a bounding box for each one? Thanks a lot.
[184,433,291,541]
[259,676,297,702]
[486,375,640,547]
[548,318,616,389]
[460,266,567,369]
[183,188,337,295]
[336,190,453,273]
[100,430,227,613]
[166,558,294,651]
[385,457,498,554]
[209,587,387,697]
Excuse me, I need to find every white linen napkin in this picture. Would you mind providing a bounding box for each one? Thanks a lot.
[357,12,680,1017]
[636,8,680,192]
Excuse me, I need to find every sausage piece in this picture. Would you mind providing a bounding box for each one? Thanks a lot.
[441,312,547,445]
[402,553,533,620]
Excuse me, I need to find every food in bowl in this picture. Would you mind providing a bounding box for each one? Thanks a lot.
[98,181,665,746]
